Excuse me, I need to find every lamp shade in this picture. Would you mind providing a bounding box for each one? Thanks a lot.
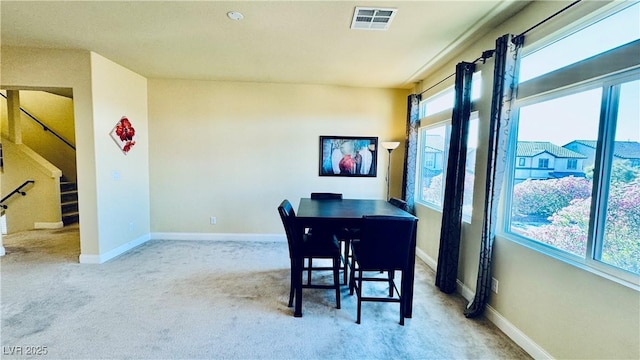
[381,141,400,150]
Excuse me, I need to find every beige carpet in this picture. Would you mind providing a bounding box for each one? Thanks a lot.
[1,225,530,359]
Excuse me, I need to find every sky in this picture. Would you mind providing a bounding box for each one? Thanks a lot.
[517,2,639,146]
[518,82,639,146]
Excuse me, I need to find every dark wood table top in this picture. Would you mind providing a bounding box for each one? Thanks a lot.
[297,198,415,221]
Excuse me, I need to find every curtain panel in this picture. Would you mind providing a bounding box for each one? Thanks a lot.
[402,94,421,214]
[465,34,522,318]
[435,61,476,294]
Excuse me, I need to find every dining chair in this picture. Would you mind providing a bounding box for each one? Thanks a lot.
[348,215,417,325]
[386,197,410,289]
[308,192,351,285]
[388,197,409,212]
[278,199,341,316]
[310,192,343,200]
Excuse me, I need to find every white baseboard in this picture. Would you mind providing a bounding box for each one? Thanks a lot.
[79,233,150,264]
[150,232,286,242]
[415,246,549,360]
[484,305,553,359]
[34,221,64,229]
[415,247,437,270]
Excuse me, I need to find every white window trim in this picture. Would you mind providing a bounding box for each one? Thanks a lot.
[415,113,479,225]
[415,119,450,212]
[500,59,640,289]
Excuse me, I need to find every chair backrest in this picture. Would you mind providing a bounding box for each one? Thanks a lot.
[388,197,409,212]
[358,215,417,270]
[310,192,343,200]
[278,199,300,258]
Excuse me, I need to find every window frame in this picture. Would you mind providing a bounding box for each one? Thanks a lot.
[416,112,479,224]
[501,50,640,288]
[416,118,451,211]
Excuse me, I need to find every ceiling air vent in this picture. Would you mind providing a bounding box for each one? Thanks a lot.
[350,7,397,31]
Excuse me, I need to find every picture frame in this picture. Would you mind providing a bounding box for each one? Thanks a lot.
[319,136,378,177]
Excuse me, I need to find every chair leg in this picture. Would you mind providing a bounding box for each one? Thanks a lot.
[349,257,356,295]
[356,269,362,324]
[388,270,394,297]
[342,239,350,285]
[307,258,312,285]
[334,256,341,308]
[294,258,303,317]
[288,260,294,307]
[399,271,405,325]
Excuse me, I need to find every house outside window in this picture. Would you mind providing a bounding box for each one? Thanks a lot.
[504,2,640,284]
[518,157,525,167]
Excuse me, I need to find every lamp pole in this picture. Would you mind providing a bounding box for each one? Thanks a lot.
[380,142,400,200]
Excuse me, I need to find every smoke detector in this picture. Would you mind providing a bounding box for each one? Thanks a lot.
[350,7,397,31]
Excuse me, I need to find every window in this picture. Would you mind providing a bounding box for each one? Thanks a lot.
[505,3,640,283]
[419,124,448,208]
[417,116,478,221]
[519,2,640,82]
[424,153,436,168]
[537,158,549,168]
[518,157,526,167]
[419,72,483,118]
[417,73,481,222]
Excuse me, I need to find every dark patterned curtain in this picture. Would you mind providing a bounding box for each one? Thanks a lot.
[465,34,522,317]
[435,62,476,294]
[401,94,421,214]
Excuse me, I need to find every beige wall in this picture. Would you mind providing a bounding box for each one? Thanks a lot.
[1,47,150,260]
[415,1,639,359]
[90,53,150,254]
[1,90,77,182]
[148,79,408,234]
[1,140,61,232]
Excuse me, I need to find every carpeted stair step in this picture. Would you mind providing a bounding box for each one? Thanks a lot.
[60,179,79,225]
[62,211,79,225]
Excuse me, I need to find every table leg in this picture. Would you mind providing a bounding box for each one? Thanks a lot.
[404,232,417,318]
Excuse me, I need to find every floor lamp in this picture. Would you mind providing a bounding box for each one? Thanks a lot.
[381,141,400,200]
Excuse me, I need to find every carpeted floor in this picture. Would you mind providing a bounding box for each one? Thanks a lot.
[0,225,531,359]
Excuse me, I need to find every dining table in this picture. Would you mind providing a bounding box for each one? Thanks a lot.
[296,197,418,318]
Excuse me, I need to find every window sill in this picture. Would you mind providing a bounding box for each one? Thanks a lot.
[499,231,640,292]
[414,201,472,224]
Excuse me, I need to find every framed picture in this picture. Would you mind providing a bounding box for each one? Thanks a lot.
[319,136,378,177]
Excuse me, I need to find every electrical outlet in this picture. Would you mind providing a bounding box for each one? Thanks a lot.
[491,277,499,294]
[210,216,217,225]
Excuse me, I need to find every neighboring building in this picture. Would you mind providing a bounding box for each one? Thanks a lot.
[564,140,640,169]
[515,141,587,183]
[422,134,445,182]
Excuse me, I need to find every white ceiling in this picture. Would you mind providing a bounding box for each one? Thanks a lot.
[1,1,530,89]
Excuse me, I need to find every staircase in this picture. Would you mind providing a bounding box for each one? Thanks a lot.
[60,179,79,225]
